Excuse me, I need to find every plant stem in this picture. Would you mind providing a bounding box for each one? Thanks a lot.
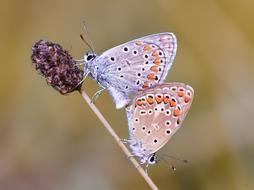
[79,88,159,190]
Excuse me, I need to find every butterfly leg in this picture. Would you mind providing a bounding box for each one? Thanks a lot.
[65,71,89,92]
[145,163,150,174]
[75,58,85,62]
[75,71,89,88]
[119,138,130,144]
[91,83,106,103]
[76,62,86,66]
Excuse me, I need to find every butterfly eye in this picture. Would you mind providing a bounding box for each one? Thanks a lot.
[85,52,96,62]
[87,55,93,61]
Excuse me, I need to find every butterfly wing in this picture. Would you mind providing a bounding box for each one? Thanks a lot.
[126,82,194,155]
[95,33,177,109]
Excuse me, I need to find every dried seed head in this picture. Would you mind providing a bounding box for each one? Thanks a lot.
[31,40,84,94]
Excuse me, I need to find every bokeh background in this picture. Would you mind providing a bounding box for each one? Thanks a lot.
[1,0,254,189]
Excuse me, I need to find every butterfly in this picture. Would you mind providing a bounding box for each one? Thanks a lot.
[125,82,194,166]
[82,33,177,109]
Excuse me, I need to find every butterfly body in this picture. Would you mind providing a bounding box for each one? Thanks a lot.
[83,33,177,109]
[126,83,194,164]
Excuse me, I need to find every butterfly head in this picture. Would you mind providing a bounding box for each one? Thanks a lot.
[129,139,158,164]
[147,153,159,165]
[83,51,97,75]
[84,51,97,63]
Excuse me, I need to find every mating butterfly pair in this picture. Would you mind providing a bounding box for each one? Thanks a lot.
[81,33,194,166]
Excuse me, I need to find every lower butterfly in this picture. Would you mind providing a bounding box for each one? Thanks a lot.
[125,82,194,168]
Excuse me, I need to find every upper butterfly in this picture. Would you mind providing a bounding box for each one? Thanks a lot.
[82,33,177,109]
[125,82,194,166]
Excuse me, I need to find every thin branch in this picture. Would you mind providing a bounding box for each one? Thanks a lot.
[79,88,159,190]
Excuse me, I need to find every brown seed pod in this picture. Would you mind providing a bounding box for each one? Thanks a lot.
[31,40,84,94]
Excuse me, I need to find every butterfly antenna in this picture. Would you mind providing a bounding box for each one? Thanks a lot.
[79,34,93,52]
[80,20,95,53]
[160,154,188,164]
[158,155,177,172]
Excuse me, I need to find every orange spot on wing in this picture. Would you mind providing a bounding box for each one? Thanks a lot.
[177,91,185,97]
[135,41,143,46]
[150,66,158,72]
[173,108,181,117]
[146,97,154,104]
[184,96,191,103]
[142,82,149,89]
[144,45,152,51]
[141,98,147,106]
[163,95,170,104]
[136,99,142,106]
[154,58,161,65]
[147,73,156,80]
[155,94,163,103]
[152,50,158,56]
[169,99,177,107]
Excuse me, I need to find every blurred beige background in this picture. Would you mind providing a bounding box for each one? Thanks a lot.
[0,0,254,189]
